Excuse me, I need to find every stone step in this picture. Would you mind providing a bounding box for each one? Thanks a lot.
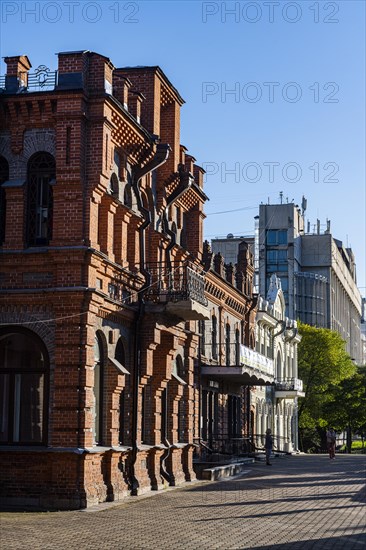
[201,458,255,480]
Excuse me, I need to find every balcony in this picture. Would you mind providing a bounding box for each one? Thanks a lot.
[144,261,209,321]
[275,378,305,398]
[201,345,274,386]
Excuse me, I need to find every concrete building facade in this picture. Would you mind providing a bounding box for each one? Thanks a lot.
[257,202,362,364]
[253,274,302,453]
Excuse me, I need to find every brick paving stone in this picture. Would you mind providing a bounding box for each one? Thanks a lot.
[1,455,365,550]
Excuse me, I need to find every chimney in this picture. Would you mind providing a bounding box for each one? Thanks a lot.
[213,252,225,278]
[88,52,114,95]
[4,55,31,91]
[317,219,320,234]
[128,91,145,123]
[193,165,205,188]
[112,73,132,109]
[202,240,213,271]
[180,145,187,166]
[225,263,235,286]
[235,271,244,293]
[57,50,89,90]
[185,154,196,175]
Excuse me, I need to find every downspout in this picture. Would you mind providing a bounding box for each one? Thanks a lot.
[77,110,90,505]
[163,168,194,271]
[128,142,170,495]
[159,168,194,484]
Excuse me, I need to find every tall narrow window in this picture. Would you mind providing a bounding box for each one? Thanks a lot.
[115,338,126,445]
[161,387,167,443]
[123,184,132,208]
[0,156,9,245]
[119,390,125,445]
[235,329,240,366]
[226,324,231,366]
[212,315,218,360]
[228,395,241,437]
[27,152,55,246]
[199,320,206,356]
[0,328,49,445]
[213,392,219,437]
[201,390,208,440]
[178,399,185,442]
[141,385,146,444]
[93,334,104,445]
[208,391,214,440]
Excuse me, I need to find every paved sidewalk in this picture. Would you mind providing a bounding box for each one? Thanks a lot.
[1,455,365,549]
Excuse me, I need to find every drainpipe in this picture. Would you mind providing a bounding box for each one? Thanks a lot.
[163,167,194,271]
[128,142,170,496]
[77,114,90,505]
[159,167,195,484]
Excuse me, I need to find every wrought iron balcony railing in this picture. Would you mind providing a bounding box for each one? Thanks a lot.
[144,261,207,307]
[0,66,58,93]
[275,378,303,392]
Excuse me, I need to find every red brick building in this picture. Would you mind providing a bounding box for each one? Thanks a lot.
[0,51,258,509]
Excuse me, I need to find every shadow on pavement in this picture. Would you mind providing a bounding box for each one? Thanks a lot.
[250,532,366,549]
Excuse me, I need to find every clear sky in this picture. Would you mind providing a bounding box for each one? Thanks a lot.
[1,0,365,291]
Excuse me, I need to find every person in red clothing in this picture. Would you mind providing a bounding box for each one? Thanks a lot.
[326,427,336,459]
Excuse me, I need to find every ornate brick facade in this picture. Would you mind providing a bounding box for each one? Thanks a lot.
[0,51,259,509]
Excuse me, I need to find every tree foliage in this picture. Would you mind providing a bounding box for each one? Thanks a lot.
[297,322,356,450]
[323,369,366,451]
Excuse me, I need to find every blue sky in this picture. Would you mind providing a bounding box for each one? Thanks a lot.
[1,0,365,291]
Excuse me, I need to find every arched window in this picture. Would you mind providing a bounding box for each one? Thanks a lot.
[93,334,104,445]
[0,156,9,245]
[0,328,49,445]
[115,338,126,445]
[27,152,55,246]
[212,315,218,360]
[276,350,282,380]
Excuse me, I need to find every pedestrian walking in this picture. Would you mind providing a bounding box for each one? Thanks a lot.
[326,427,336,459]
[265,428,273,465]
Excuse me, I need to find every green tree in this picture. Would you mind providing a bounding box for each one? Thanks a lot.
[323,368,366,453]
[297,323,356,451]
